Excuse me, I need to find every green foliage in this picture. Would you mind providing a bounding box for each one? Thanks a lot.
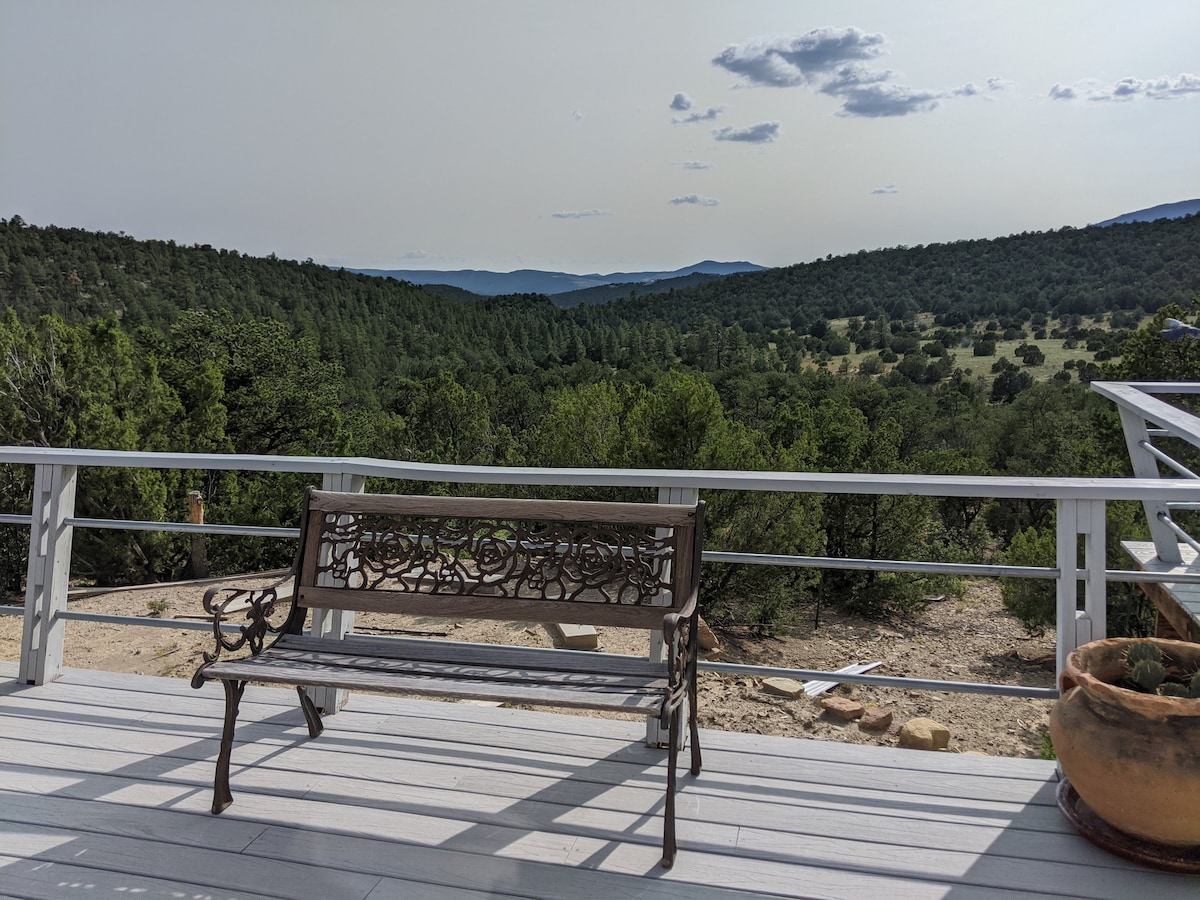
[1,216,1196,632]
[1112,303,1200,381]
[1000,527,1056,633]
[1038,729,1056,760]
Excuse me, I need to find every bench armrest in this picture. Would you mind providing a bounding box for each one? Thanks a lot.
[661,586,700,715]
[190,574,295,688]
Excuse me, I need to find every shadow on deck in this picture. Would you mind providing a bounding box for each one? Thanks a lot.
[0,662,1194,899]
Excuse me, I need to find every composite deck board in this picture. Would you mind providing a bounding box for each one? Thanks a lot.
[0,853,282,900]
[1,664,1196,898]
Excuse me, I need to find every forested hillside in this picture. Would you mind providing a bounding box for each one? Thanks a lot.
[2,214,1198,635]
[584,215,1200,333]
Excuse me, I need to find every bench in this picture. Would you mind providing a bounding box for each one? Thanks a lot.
[191,489,706,867]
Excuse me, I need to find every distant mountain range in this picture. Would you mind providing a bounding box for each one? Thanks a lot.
[1095,199,1200,227]
[346,260,768,297]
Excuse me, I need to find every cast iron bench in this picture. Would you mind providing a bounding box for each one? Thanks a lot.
[191,489,706,867]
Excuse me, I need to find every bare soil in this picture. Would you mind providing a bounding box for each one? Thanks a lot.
[0,578,1057,757]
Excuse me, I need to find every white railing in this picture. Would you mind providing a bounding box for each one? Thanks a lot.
[1091,381,1200,564]
[6,444,1200,721]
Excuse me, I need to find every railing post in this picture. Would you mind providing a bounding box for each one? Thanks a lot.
[1116,407,1182,564]
[1055,498,1107,681]
[307,470,366,713]
[647,485,699,747]
[19,463,77,685]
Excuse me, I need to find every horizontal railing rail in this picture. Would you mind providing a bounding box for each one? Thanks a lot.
[5,444,1195,728]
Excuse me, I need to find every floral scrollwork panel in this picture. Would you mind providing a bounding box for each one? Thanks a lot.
[316,512,678,605]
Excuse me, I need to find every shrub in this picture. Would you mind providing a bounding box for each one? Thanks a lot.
[1000,526,1056,633]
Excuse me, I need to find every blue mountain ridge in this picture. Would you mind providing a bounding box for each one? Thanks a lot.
[1094,199,1200,227]
[346,260,768,296]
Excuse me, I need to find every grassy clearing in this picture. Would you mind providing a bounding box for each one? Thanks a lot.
[816,315,1150,384]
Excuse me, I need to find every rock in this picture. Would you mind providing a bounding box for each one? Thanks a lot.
[761,677,805,699]
[899,717,951,750]
[859,707,893,730]
[820,697,865,721]
[696,616,720,650]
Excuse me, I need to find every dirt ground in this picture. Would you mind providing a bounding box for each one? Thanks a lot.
[0,577,1057,757]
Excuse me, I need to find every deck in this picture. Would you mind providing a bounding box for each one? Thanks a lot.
[1,662,1195,899]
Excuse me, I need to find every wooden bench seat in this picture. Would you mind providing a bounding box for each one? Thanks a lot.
[192,489,706,867]
[203,633,671,712]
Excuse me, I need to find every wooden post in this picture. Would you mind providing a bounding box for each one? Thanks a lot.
[307,471,366,713]
[19,463,77,685]
[188,490,209,578]
[647,485,699,748]
[1080,499,1107,647]
[1055,499,1107,682]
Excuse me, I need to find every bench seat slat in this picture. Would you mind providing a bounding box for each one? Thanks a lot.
[202,656,665,713]
[233,646,667,694]
[281,634,663,679]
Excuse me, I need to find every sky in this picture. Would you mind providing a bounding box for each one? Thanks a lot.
[2,1,1198,274]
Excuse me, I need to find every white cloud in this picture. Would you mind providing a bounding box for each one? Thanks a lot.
[712,27,1000,118]
[712,27,886,88]
[669,194,720,207]
[570,108,585,120]
[713,121,780,143]
[551,209,614,219]
[871,183,899,195]
[680,160,714,170]
[673,106,723,125]
[1050,73,1200,102]
[670,92,693,111]
[833,83,941,118]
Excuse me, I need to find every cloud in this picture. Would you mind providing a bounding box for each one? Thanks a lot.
[551,209,614,219]
[713,121,780,143]
[570,108,585,120]
[673,106,723,124]
[670,92,693,111]
[712,27,886,88]
[680,160,714,170]
[669,194,720,207]
[1049,73,1200,102]
[871,183,899,195]
[712,27,998,118]
[834,83,942,117]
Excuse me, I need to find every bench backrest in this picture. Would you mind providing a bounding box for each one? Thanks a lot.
[293,490,705,629]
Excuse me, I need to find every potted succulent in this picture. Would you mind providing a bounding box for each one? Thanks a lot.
[1050,637,1200,861]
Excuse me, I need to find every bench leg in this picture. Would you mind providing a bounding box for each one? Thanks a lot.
[213,678,245,814]
[297,685,324,738]
[662,708,680,868]
[689,672,702,776]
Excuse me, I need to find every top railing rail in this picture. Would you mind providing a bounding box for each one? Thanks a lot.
[7,445,1200,501]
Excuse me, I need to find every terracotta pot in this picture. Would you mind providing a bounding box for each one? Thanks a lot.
[1050,637,1200,847]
